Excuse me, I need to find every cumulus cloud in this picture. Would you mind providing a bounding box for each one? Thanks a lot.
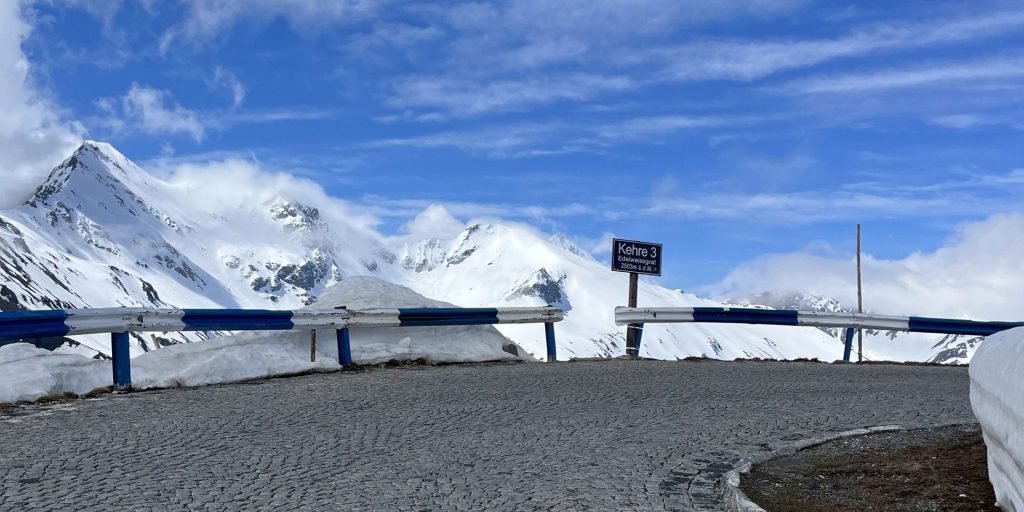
[705,213,1024,321]
[0,1,84,209]
[117,83,206,141]
[397,204,466,242]
[153,156,381,238]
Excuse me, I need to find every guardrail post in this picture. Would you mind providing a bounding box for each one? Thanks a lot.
[635,323,644,356]
[111,331,131,390]
[337,328,352,366]
[842,328,855,362]
[335,306,352,367]
[545,322,557,362]
[310,329,317,363]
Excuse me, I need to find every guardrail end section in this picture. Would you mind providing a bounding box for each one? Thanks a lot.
[545,322,557,362]
[111,331,132,390]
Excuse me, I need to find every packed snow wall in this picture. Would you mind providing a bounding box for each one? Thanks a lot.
[970,327,1024,512]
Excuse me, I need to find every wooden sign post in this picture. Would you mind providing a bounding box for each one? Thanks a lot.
[611,238,663,357]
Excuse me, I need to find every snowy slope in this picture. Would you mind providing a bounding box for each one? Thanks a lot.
[393,223,846,361]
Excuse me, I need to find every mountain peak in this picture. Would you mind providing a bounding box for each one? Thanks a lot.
[79,140,124,158]
[548,233,591,259]
[26,141,142,207]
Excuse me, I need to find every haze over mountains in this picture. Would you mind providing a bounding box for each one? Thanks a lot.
[0,142,972,363]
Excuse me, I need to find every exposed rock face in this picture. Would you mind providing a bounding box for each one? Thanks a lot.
[506,268,571,311]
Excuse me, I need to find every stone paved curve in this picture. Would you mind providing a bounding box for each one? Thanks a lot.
[0,360,973,511]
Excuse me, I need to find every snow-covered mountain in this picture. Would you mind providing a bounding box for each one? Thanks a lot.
[0,142,388,357]
[727,291,981,364]
[391,223,846,361]
[0,142,851,362]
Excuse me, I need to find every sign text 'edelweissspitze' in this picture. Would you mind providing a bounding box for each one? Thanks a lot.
[611,239,662,276]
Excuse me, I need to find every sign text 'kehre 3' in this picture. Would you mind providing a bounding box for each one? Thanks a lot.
[611,239,662,276]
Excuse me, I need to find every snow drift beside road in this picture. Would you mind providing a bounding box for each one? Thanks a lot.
[969,327,1024,512]
[0,277,524,404]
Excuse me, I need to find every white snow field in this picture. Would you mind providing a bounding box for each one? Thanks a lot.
[970,326,1024,512]
[0,277,523,405]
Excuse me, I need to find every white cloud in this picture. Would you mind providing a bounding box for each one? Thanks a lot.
[365,114,748,158]
[652,10,1024,83]
[0,1,84,209]
[161,0,384,52]
[381,0,810,118]
[155,157,380,235]
[705,213,1024,320]
[212,67,246,109]
[358,196,596,224]
[785,56,1024,94]
[388,74,636,118]
[593,115,739,140]
[382,7,1024,119]
[396,204,466,242]
[364,122,575,157]
[644,167,1024,223]
[586,232,616,256]
[113,83,206,141]
[213,107,336,126]
[443,0,807,57]
[930,114,985,129]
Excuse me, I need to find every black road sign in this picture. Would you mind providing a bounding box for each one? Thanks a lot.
[611,238,662,276]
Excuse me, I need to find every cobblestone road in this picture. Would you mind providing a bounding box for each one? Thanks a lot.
[0,360,973,511]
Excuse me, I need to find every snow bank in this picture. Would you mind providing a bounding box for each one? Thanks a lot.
[970,327,1024,511]
[0,277,526,404]
[0,344,109,404]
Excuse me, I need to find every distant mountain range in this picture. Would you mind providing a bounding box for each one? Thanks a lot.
[2,142,968,363]
[727,291,982,364]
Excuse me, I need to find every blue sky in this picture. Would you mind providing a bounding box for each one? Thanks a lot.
[6,0,1024,292]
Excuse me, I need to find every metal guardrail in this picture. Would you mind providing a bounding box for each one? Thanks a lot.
[0,306,565,389]
[615,306,1024,361]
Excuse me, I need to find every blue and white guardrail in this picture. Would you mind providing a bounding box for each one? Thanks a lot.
[615,306,1024,361]
[0,306,564,390]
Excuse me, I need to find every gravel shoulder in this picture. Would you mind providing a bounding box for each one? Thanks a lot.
[741,423,997,512]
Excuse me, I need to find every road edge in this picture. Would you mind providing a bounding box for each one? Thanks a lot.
[720,424,907,511]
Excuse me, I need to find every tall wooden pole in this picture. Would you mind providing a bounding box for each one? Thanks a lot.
[626,272,639,357]
[856,224,863,363]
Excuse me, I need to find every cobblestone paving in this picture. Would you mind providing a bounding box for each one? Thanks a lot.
[0,360,973,511]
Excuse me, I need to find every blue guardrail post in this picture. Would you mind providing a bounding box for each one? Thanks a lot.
[842,328,855,362]
[545,322,557,362]
[111,331,132,389]
[335,306,352,366]
[337,327,352,366]
[635,323,644,355]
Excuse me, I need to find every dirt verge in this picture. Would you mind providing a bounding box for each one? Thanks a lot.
[740,424,997,511]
